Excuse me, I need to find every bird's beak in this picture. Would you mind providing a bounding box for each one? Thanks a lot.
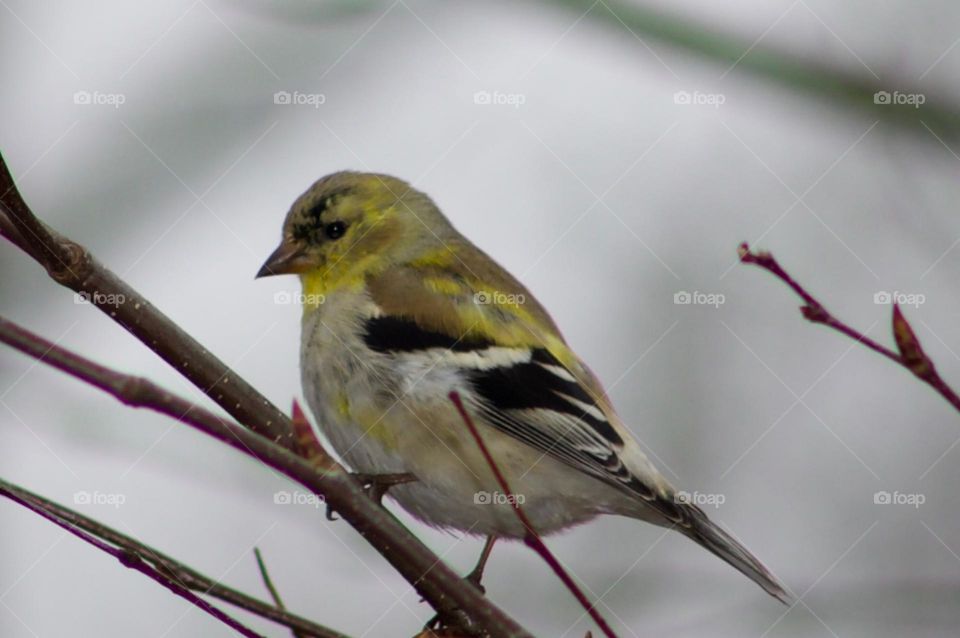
[256,240,311,278]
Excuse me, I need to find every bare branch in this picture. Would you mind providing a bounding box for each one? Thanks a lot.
[738,242,960,414]
[0,479,265,637]
[0,317,528,637]
[0,151,295,447]
[448,392,619,638]
[0,147,531,635]
[0,478,346,637]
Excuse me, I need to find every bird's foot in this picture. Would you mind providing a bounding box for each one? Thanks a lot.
[325,472,416,521]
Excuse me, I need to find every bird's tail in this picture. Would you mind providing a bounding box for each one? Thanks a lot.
[678,505,791,604]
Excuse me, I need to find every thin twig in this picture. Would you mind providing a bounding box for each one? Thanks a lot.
[0,316,531,638]
[0,480,265,638]
[254,547,308,638]
[0,478,345,637]
[738,242,960,414]
[449,392,619,638]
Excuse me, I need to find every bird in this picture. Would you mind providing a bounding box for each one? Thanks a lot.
[256,171,789,602]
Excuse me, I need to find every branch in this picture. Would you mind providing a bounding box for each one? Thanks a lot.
[561,0,960,144]
[0,479,264,637]
[0,320,527,634]
[449,392,619,638]
[0,153,295,448]
[0,148,531,635]
[0,478,346,637]
[254,548,311,638]
[738,242,960,414]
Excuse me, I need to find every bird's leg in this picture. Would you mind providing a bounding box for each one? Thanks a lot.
[354,471,417,502]
[325,472,416,521]
[464,535,497,592]
[423,536,498,631]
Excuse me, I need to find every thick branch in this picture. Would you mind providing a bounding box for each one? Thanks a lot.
[738,242,960,414]
[0,321,528,634]
[0,153,295,449]
[0,149,531,636]
[0,478,346,638]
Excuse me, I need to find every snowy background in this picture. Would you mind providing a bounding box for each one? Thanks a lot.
[2,1,960,636]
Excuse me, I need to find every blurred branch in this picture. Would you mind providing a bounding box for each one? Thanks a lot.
[0,147,532,637]
[738,242,960,414]
[449,392,619,638]
[562,0,960,143]
[0,478,345,638]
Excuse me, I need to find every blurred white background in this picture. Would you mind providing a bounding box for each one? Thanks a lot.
[2,1,960,636]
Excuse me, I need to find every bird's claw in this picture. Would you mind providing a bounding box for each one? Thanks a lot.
[324,472,416,521]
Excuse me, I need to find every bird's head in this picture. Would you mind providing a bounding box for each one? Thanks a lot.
[257,171,453,295]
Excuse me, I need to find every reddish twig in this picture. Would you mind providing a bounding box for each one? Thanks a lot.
[0,316,531,638]
[0,478,345,637]
[739,242,960,414]
[449,392,619,638]
[0,480,265,638]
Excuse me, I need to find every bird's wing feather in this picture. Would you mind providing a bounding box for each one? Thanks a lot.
[365,248,671,507]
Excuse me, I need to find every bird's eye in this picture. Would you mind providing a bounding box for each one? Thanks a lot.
[324,221,347,240]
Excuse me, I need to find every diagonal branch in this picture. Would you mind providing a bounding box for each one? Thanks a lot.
[0,151,295,448]
[0,478,347,638]
[0,148,532,636]
[0,317,528,637]
[0,479,265,638]
[449,391,619,638]
[738,242,960,414]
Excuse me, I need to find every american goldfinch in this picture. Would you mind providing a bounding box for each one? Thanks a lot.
[257,172,788,602]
